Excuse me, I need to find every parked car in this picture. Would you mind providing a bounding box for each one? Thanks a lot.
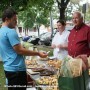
[28,35,40,45]
[39,30,57,46]
[28,32,53,46]
[22,36,30,42]
[38,32,52,46]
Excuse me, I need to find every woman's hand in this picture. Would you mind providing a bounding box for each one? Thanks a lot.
[57,44,68,50]
[51,44,56,49]
[57,44,64,49]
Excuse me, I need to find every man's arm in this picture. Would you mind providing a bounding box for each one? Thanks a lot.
[57,44,68,50]
[76,54,88,70]
[13,44,48,58]
[87,27,90,56]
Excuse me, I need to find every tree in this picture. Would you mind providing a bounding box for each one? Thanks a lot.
[18,0,54,29]
[66,2,80,20]
[0,0,29,18]
[0,0,29,12]
[56,0,80,20]
[85,4,90,22]
[56,0,70,20]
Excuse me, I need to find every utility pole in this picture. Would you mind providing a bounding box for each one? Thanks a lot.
[50,11,53,38]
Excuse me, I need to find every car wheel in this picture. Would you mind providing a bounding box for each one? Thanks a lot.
[44,42,50,46]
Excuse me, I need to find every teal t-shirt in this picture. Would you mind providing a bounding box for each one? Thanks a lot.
[0,26,26,71]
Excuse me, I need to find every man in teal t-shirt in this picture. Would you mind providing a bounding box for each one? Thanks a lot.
[0,7,48,90]
[0,26,26,72]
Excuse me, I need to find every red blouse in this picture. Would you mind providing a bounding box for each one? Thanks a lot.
[68,23,90,57]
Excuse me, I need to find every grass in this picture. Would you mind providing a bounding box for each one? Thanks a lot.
[0,62,7,90]
[22,41,53,56]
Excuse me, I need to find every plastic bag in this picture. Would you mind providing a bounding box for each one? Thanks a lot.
[60,57,72,77]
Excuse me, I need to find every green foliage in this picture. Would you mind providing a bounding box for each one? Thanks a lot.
[85,5,90,22]
[70,0,80,4]
[18,0,54,29]
[0,0,82,29]
[65,2,80,20]
[0,0,29,17]
[0,0,29,11]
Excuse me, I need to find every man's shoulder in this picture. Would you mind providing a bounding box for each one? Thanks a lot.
[83,24,90,30]
[1,26,15,31]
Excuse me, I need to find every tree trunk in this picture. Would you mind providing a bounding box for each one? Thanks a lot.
[59,7,66,20]
[56,0,70,20]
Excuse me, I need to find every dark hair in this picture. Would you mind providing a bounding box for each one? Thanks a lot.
[2,7,17,22]
[57,20,66,26]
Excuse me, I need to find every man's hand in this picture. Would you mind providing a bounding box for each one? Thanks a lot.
[76,54,88,71]
[38,52,48,58]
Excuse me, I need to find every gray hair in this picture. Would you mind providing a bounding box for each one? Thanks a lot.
[73,11,83,19]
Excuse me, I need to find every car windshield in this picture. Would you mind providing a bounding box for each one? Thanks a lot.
[39,32,51,39]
